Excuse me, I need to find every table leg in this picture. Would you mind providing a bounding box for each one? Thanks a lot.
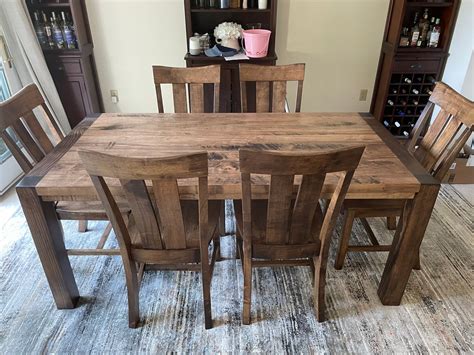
[17,185,79,309]
[377,184,439,305]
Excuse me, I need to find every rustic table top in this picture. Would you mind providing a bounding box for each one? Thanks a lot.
[35,112,423,201]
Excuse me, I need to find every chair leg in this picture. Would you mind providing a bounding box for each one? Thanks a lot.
[96,222,113,249]
[334,210,355,270]
[78,220,88,233]
[313,256,326,322]
[201,242,213,329]
[387,216,397,230]
[413,249,421,270]
[125,267,140,328]
[309,258,315,287]
[242,241,252,325]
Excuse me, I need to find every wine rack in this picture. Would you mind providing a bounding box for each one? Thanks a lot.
[371,0,460,138]
[383,72,437,137]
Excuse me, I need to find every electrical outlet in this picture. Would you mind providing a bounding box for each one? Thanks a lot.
[110,90,119,104]
[359,89,368,101]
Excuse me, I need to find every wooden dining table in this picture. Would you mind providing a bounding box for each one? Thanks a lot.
[16,112,440,310]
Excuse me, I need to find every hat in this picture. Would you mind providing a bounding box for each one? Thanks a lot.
[205,44,239,57]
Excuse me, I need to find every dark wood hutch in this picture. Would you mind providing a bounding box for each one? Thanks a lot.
[371,0,460,138]
[26,0,102,129]
[184,0,278,112]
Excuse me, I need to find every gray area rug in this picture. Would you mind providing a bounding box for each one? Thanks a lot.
[0,185,472,353]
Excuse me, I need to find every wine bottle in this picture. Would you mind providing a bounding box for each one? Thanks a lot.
[412,99,419,105]
[399,99,407,106]
[428,18,441,48]
[61,11,77,49]
[33,12,48,48]
[387,99,394,106]
[51,13,65,49]
[410,12,420,47]
[425,88,433,95]
[411,88,420,95]
[400,88,408,95]
[426,75,436,84]
[391,88,398,94]
[394,121,401,128]
[42,12,55,48]
[419,8,430,47]
[383,120,390,127]
[403,77,412,84]
[403,131,410,137]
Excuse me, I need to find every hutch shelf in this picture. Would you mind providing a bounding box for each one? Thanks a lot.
[370,0,460,138]
[184,0,278,113]
[26,0,102,129]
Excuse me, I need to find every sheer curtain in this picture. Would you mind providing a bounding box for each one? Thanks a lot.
[0,0,70,134]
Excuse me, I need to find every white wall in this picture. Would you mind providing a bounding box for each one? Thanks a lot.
[441,0,474,99]
[86,0,389,113]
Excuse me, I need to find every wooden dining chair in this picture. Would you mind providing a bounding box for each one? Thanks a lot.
[334,82,474,270]
[0,83,128,256]
[234,147,365,324]
[238,63,305,113]
[78,150,221,329]
[152,65,221,113]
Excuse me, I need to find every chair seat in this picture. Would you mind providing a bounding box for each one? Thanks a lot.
[343,199,405,218]
[128,200,222,250]
[55,201,131,221]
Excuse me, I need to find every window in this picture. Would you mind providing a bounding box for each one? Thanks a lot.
[0,61,12,164]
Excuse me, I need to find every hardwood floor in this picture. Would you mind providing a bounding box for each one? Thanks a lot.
[0,184,472,353]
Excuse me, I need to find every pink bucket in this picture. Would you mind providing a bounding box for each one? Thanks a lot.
[242,29,271,58]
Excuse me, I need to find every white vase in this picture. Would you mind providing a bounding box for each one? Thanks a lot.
[216,37,240,50]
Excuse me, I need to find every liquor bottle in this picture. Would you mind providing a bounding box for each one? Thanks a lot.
[230,0,240,8]
[428,18,441,48]
[51,13,65,49]
[387,99,394,106]
[426,17,435,44]
[61,11,77,49]
[42,12,55,48]
[399,27,410,47]
[410,12,420,47]
[411,88,420,95]
[33,11,48,48]
[248,0,257,8]
[242,0,248,8]
[418,8,430,47]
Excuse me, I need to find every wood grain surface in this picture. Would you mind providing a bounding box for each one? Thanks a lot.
[35,113,420,201]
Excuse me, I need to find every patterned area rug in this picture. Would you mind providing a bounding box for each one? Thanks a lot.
[0,185,472,353]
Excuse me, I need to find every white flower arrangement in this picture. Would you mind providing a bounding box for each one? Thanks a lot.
[214,22,243,40]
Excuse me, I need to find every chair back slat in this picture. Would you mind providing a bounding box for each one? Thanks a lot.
[190,83,205,113]
[266,175,294,244]
[256,81,270,113]
[408,82,474,180]
[239,63,305,113]
[0,130,33,172]
[152,178,187,249]
[153,65,221,113]
[289,174,325,244]
[120,179,163,249]
[272,81,287,113]
[239,147,364,248]
[79,150,209,256]
[0,84,63,173]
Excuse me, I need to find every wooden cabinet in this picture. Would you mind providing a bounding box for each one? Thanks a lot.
[370,0,460,138]
[184,0,278,112]
[26,0,102,129]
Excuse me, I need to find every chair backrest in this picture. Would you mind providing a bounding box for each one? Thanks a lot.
[239,63,305,113]
[78,150,210,265]
[239,147,364,258]
[152,65,221,113]
[408,81,474,181]
[0,84,64,173]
